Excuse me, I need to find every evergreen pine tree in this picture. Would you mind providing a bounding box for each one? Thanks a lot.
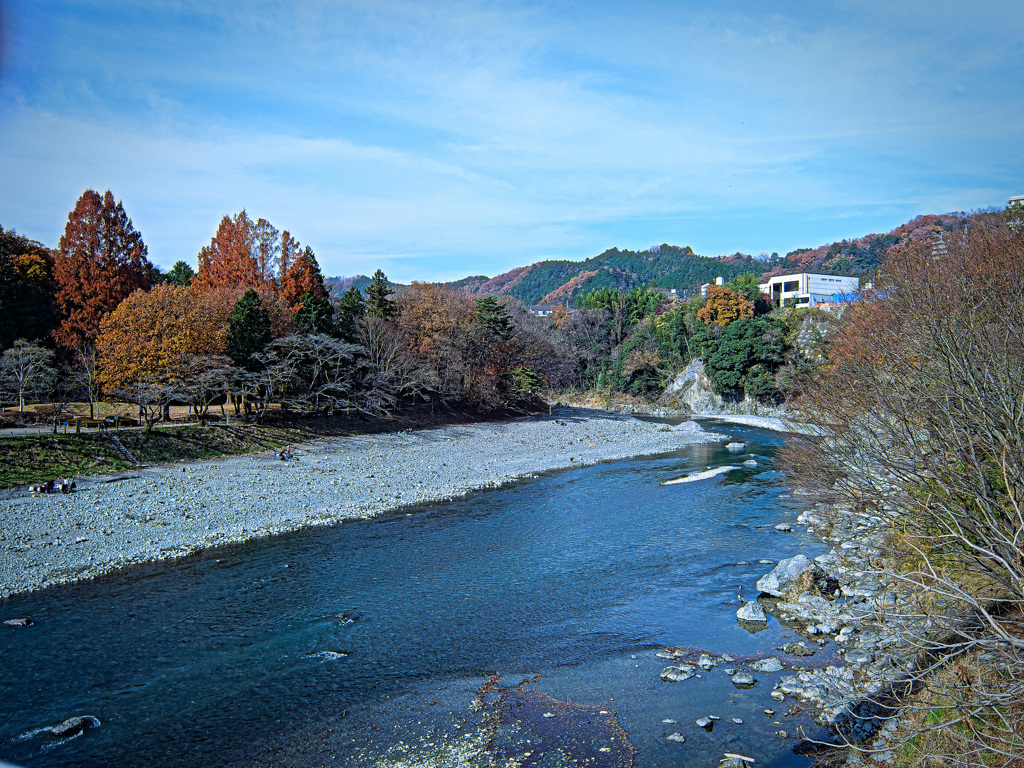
[475,296,513,340]
[333,285,366,342]
[294,291,334,334]
[365,269,397,319]
[227,289,272,370]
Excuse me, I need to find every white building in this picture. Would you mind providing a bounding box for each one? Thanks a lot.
[700,276,725,298]
[758,273,860,309]
[528,304,559,317]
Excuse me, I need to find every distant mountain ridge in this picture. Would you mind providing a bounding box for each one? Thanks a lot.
[326,212,971,306]
[449,244,767,305]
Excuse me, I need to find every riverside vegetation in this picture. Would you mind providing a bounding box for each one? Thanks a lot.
[782,209,1024,767]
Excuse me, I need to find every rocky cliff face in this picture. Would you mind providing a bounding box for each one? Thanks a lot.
[660,359,787,417]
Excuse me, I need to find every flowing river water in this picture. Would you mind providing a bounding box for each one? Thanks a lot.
[0,422,835,767]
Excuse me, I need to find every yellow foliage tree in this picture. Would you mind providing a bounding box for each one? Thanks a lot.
[96,284,228,391]
[697,284,754,327]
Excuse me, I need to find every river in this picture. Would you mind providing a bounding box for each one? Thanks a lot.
[0,422,832,767]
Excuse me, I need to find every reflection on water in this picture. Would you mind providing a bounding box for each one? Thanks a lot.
[0,424,826,768]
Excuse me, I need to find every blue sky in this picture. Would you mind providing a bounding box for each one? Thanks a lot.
[2,0,1022,282]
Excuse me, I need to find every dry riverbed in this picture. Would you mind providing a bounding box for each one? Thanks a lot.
[0,408,728,598]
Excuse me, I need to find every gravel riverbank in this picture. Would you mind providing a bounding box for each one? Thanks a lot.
[0,408,728,599]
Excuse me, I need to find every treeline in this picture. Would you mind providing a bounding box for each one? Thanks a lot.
[6,189,991,429]
[0,187,858,430]
[0,190,576,429]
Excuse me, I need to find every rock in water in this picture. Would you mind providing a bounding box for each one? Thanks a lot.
[736,600,767,623]
[731,671,755,687]
[671,421,705,434]
[751,657,784,673]
[48,716,99,739]
[661,665,697,682]
[725,442,746,452]
[756,555,826,599]
[782,641,816,657]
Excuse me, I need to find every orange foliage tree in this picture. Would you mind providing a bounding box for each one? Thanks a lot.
[279,245,328,311]
[278,230,301,283]
[697,284,754,327]
[193,211,263,292]
[52,189,153,352]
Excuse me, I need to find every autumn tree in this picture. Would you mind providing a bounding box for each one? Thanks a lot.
[396,282,474,400]
[52,190,153,353]
[697,284,754,327]
[194,210,262,292]
[280,245,327,307]
[97,285,229,426]
[278,230,301,283]
[96,284,226,400]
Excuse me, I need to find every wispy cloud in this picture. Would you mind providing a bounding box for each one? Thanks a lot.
[2,0,1022,281]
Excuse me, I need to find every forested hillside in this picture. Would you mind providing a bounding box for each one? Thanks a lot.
[327,212,973,307]
[448,245,765,305]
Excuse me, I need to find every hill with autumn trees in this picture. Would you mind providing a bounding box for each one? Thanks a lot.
[324,213,969,307]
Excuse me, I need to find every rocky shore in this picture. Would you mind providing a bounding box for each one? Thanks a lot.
[0,408,728,599]
[738,495,926,764]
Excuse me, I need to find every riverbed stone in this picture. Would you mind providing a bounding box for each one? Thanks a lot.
[660,665,697,682]
[756,555,827,599]
[697,653,717,669]
[736,600,767,622]
[731,671,755,687]
[782,642,816,657]
[751,657,784,673]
